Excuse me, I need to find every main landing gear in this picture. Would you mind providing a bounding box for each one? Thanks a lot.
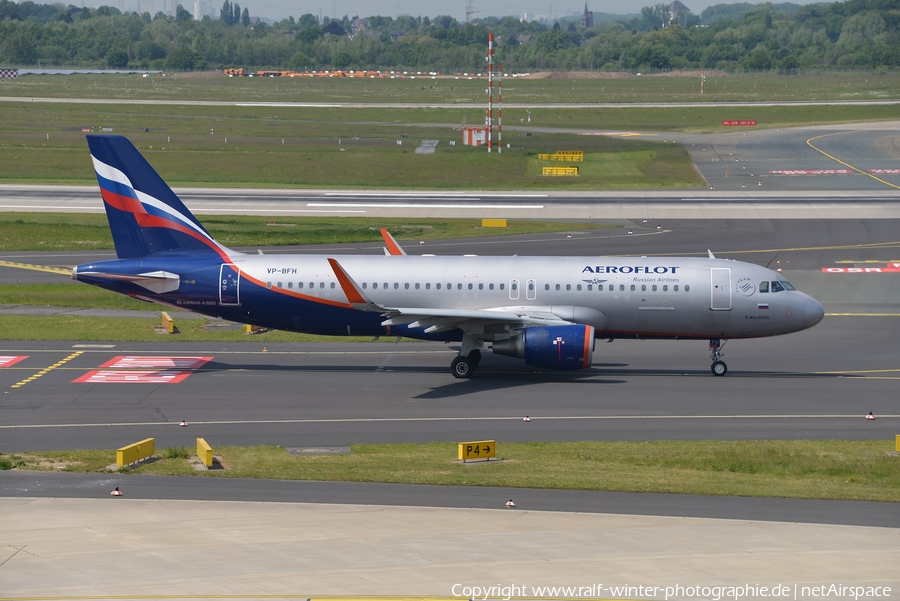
[451,338,482,379]
[709,338,727,376]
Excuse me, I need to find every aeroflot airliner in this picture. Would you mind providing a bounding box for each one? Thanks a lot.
[73,135,825,378]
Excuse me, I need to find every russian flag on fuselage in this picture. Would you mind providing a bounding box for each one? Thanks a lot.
[87,135,229,261]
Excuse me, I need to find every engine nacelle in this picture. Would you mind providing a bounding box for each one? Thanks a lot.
[492,324,595,370]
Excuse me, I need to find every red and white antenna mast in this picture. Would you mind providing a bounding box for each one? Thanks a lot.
[487,30,494,153]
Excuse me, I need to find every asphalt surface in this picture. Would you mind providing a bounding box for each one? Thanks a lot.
[2,470,897,528]
[1,123,899,530]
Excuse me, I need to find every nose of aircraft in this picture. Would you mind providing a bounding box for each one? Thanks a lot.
[804,297,825,327]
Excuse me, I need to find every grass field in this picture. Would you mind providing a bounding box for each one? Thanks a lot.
[0,213,611,251]
[4,440,898,502]
[2,72,899,189]
[3,71,900,104]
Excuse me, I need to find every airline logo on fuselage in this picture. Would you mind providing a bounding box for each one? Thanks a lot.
[583,265,679,274]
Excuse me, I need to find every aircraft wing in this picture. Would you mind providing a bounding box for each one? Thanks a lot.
[380,307,568,333]
[327,257,568,334]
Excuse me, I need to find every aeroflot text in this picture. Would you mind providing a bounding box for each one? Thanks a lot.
[450,584,891,600]
[583,265,680,274]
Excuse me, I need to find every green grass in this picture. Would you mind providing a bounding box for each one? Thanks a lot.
[7,440,899,502]
[0,213,612,251]
[3,71,900,104]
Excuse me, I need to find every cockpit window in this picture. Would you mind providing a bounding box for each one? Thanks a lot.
[759,281,769,293]
[771,281,785,293]
[781,281,795,291]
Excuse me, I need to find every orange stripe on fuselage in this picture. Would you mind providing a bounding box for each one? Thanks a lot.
[240,271,354,309]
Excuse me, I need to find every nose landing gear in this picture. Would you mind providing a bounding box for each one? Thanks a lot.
[709,338,728,376]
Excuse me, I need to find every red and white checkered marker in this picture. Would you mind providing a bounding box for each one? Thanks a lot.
[523,416,531,422]
[506,499,516,508]
[866,412,876,421]
[111,487,123,496]
[180,420,188,427]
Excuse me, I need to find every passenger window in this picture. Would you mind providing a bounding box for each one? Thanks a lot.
[759,281,769,293]
[309,282,313,289]
[266,282,272,289]
[287,282,293,289]
[384,282,388,289]
[373,282,378,289]
[545,284,550,291]
[630,285,636,291]
[436,283,441,290]
[566,284,571,291]
[663,285,668,291]
[500,283,505,290]
[404,283,409,289]
[415,283,420,289]
[555,284,561,291]
[587,284,592,291]
[447,283,452,290]
[641,285,646,292]
[320,282,325,289]
[619,285,625,291]
[458,283,463,290]
[276,282,282,288]
[426,283,431,289]
[652,285,657,291]
[331,282,335,289]
[298,282,304,289]
[362,282,367,289]
[609,285,614,291]
[577,284,582,291]
[394,283,399,289]
[489,283,494,290]
[771,281,785,292]
[674,285,679,292]
[511,282,517,291]
[478,283,483,290]
[685,285,690,292]
[528,282,534,291]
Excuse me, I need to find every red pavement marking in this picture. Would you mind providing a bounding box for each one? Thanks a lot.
[769,170,853,175]
[73,370,196,384]
[0,356,27,368]
[97,356,213,369]
[869,169,900,174]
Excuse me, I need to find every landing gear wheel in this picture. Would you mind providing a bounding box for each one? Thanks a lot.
[451,356,475,379]
[711,360,727,376]
[467,349,482,366]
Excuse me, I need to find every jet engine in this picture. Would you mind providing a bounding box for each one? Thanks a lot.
[492,324,595,370]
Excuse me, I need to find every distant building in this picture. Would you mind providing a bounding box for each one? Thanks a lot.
[669,0,691,24]
[580,3,593,28]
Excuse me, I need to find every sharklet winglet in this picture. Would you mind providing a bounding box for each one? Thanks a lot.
[380,229,407,256]
[327,258,386,312]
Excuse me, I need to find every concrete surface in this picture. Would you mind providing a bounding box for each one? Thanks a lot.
[1,497,897,599]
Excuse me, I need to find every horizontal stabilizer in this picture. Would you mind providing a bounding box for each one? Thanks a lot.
[74,270,180,294]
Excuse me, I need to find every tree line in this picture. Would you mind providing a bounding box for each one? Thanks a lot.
[1,0,899,71]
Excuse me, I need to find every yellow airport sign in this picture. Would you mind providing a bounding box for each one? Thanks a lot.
[458,440,496,461]
[197,438,213,468]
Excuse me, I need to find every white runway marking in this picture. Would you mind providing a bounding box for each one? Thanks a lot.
[307,202,545,209]
[2,414,896,429]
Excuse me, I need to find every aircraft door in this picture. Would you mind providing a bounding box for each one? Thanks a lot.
[710,267,731,310]
[509,279,519,300]
[526,279,537,300]
[219,263,241,305]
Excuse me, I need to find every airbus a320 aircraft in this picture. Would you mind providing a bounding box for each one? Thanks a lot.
[73,136,825,378]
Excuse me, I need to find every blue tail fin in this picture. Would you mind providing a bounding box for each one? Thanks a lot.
[87,135,230,260]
